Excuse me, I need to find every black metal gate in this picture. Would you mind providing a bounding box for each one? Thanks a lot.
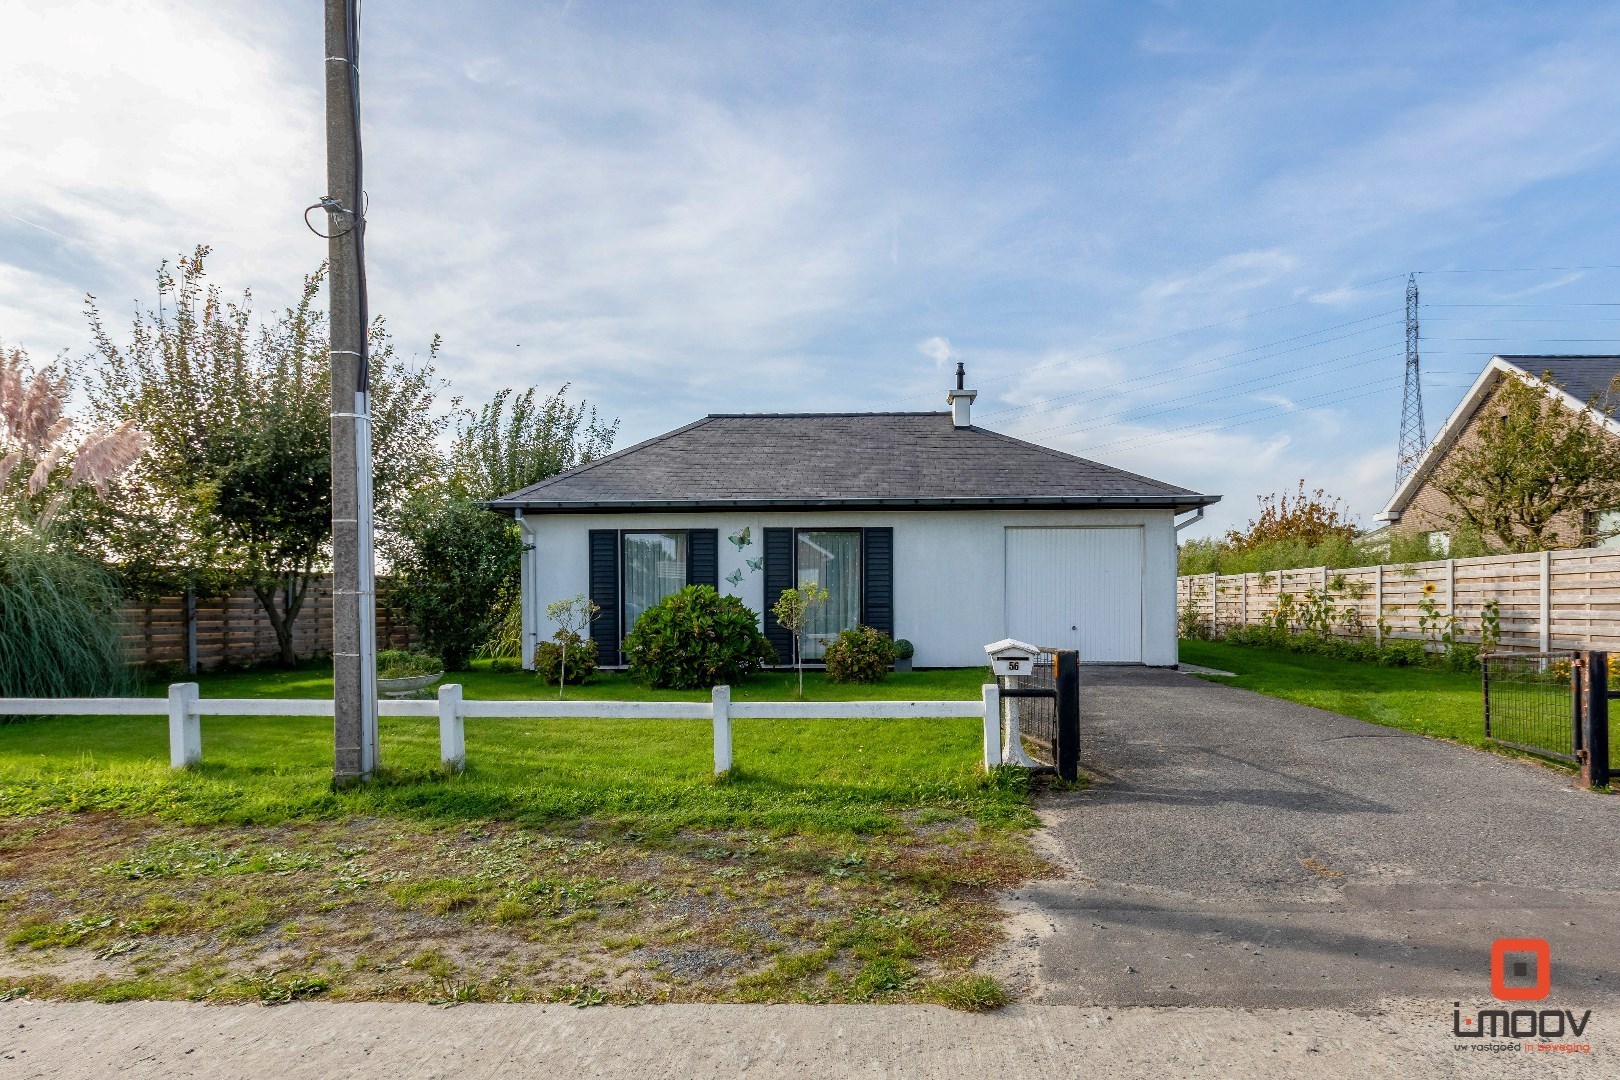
[999,649,1079,780]
[1482,650,1614,787]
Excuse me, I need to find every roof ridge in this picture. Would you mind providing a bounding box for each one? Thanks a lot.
[705,411,950,418]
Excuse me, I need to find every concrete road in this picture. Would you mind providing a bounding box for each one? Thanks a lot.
[2,998,1608,1079]
[1001,666,1620,1009]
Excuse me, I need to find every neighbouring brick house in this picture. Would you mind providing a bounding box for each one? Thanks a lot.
[1376,355,1620,552]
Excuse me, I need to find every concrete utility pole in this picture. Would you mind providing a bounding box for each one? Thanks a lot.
[324,0,380,783]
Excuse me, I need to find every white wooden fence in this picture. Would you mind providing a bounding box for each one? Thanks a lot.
[1,684,1003,776]
[1177,546,1620,652]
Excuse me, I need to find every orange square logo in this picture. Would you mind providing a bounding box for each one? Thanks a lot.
[1491,938,1551,1001]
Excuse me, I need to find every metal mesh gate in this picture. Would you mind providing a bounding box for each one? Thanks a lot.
[1005,653,1057,767]
[1482,651,1579,761]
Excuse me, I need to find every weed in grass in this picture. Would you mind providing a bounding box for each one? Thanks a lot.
[853,956,918,998]
[921,973,1009,1011]
[246,971,331,1005]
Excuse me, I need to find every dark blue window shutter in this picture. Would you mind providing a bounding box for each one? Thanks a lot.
[588,529,620,666]
[688,529,719,589]
[862,527,894,638]
[762,527,794,664]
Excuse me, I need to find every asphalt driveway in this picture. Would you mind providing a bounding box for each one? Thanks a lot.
[1002,665,1620,1009]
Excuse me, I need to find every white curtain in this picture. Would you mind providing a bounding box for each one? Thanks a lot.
[623,532,689,632]
[796,530,861,659]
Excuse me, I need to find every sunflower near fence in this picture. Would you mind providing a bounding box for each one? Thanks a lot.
[1177,546,1620,654]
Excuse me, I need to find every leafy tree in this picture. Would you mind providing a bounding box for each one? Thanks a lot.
[389,495,521,671]
[1225,482,1357,549]
[451,385,617,498]
[1432,371,1620,552]
[435,383,618,662]
[81,247,446,664]
[1177,482,1363,575]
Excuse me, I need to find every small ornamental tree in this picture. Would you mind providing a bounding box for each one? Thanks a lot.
[771,584,829,698]
[1433,371,1620,552]
[542,593,599,698]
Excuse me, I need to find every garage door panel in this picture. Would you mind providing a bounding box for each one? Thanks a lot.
[1005,527,1143,663]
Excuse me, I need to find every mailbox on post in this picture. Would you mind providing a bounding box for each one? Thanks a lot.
[985,638,1042,677]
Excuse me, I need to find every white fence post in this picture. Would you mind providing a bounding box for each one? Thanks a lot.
[711,685,732,775]
[982,683,1002,769]
[438,683,465,771]
[167,682,200,769]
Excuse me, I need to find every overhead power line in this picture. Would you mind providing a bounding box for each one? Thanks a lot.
[1015,345,1398,441]
[1067,378,1403,457]
[980,313,1399,421]
[874,272,1411,407]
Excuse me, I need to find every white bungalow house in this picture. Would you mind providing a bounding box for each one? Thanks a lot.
[487,372,1219,669]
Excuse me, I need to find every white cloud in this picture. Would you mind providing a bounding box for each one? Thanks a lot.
[917,336,953,368]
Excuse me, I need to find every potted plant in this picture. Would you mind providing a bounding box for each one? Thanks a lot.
[892,639,914,672]
[376,649,444,698]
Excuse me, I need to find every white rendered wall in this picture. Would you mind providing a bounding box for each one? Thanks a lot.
[521,507,1180,669]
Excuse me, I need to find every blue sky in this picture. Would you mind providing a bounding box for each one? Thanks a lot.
[5,1,1620,534]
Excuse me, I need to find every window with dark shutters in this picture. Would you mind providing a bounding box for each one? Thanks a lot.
[861,527,893,638]
[687,529,719,589]
[761,527,794,664]
[587,529,620,666]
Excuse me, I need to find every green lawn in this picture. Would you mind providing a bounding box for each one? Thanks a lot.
[1178,639,1494,748]
[0,663,1013,832]
[0,662,1037,1007]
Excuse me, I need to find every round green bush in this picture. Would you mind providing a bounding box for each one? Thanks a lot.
[533,631,597,685]
[892,638,914,660]
[624,585,775,689]
[822,625,897,683]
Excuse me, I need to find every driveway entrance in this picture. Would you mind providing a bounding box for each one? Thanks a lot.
[1005,666,1620,1008]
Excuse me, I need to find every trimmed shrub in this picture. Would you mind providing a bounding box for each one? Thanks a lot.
[533,631,597,686]
[892,638,914,660]
[822,625,897,683]
[625,585,775,689]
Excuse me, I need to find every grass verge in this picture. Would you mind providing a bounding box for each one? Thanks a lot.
[0,662,1047,1006]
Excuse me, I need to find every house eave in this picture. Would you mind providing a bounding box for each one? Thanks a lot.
[485,493,1222,515]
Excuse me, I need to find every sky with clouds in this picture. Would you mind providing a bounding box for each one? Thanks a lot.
[6,0,1620,535]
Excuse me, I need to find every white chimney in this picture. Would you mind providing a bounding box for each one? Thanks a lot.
[947,361,976,428]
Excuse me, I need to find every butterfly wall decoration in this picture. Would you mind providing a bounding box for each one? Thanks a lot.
[727,527,752,550]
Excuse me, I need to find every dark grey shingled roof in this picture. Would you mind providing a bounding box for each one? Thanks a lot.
[487,412,1219,513]
[1498,355,1620,408]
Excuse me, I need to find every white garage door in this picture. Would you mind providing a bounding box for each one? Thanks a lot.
[1005,527,1144,663]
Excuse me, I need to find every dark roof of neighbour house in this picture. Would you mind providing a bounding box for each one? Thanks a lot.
[487,412,1219,514]
[1498,355,1620,408]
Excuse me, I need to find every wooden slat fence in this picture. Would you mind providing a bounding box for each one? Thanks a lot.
[121,576,418,671]
[1178,546,1620,653]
